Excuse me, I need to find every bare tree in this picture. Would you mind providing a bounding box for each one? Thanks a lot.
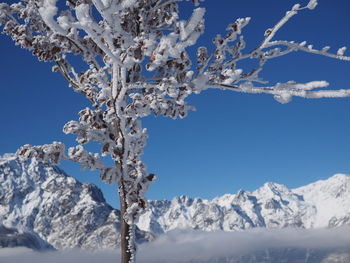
[0,0,349,262]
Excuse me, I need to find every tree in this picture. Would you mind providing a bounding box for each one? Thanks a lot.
[0,0,349,262]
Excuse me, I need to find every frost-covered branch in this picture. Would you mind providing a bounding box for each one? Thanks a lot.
[214,81,350,104]
[259,3,302,49]
[16,142,121,183]
[263,40,350,61]
[17,142,65,165]
[191,0,350,103]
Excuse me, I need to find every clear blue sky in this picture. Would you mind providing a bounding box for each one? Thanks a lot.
[1,0,349,208]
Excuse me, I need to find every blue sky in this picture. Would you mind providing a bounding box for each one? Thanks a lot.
[0,0,349,208]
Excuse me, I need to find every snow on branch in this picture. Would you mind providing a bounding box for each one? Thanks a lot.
[215,80,350,104]
[179,7,205,41]
[38,0,67,35]
[67,145,104,170]
[16,141,122,183]
[17,142,65,165]
[191,0,350,103]
[263,40,350,62]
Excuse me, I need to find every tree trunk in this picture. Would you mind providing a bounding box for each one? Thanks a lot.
[119,181,135,263]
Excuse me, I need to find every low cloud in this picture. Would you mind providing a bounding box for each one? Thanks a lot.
[0,248,117,263]
[139,226,350,262]
[1,227,350,263]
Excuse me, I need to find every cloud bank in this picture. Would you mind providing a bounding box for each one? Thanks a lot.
[1,227,350,263]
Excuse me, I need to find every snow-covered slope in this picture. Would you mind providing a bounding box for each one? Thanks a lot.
[138,174,350,234]
[294,174,350,228]
[0,154,151,250]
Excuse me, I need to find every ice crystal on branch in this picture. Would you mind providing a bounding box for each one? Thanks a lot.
[1,0,350,262]
[17,142,65,165]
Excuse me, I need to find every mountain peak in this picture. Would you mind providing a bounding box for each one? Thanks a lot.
[328,173,350,181]
[0,153,151,251]
[253,181,291,199]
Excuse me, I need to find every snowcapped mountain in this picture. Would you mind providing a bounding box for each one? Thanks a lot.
[137,174,350,234]
[294,174,350,228]
[0,154,151,251]
[1,153,350,252]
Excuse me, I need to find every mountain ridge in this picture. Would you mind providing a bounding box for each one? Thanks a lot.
[1,153,350,251]
[137,173,350,234]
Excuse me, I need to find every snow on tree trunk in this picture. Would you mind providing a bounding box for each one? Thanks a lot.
[1,0,350,262]
[119,179,135,263]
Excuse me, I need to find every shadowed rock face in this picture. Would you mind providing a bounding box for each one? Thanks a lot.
[0,154,152,251]
[0,225,53,250]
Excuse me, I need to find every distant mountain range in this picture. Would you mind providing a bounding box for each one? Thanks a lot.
[1,153,350,262]
[137,172,350,234]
